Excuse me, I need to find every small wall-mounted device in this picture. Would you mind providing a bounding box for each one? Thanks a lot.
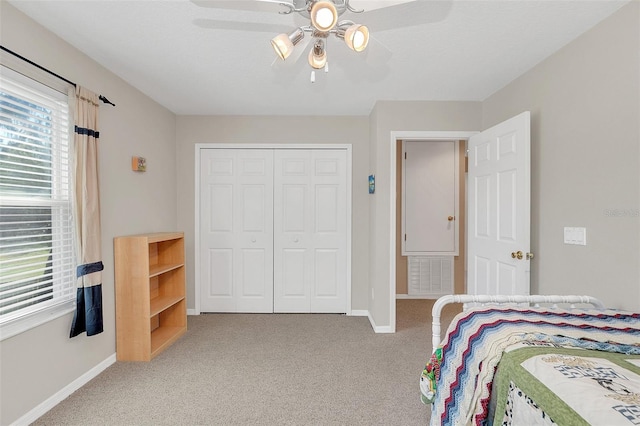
[131,156,146,172]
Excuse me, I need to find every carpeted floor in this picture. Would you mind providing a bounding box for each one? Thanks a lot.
[32,299,461,425]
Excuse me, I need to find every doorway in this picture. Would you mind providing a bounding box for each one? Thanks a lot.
[388,131,477,333]
[395,139,466,299]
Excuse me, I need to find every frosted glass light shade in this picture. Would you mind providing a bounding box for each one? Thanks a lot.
[308,47,327,69]
[344,24,369,52]
[271,33,294,60]
[270,28,304,60]
[310,1,338,31]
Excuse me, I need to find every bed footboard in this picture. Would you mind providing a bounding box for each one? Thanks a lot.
[431,294,605,352]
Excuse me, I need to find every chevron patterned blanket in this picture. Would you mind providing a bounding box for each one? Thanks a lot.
[422,306,640,426]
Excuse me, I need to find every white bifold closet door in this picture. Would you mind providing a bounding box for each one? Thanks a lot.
[273,149,347,313]
[199,148,347,314]
[200,149,274,313]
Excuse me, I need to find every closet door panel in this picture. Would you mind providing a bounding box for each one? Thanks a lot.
[200,149,274,313]
[282,249,306,297]
[274,149,347,313]
[274,151,312,312]
[310,150,347,313]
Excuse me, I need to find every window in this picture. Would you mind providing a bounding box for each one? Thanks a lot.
[0,65,75,340]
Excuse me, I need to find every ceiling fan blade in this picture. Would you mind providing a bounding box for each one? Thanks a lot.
[336,36,392,82]
[194,18,291,33]
[347,0,416,12]
[357,0,453,32]
[191,0,295,13]
[360,35,392,67]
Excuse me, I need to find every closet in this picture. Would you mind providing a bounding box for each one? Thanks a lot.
[198,147,348,314]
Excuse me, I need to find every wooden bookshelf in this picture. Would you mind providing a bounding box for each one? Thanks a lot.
[114,232,186,361]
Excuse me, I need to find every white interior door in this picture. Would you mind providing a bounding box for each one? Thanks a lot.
[200,149,274,313]
[402,140,458,255]
[467,111,531,295]
[274,149,347,313]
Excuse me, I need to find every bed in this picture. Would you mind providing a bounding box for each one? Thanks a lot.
[420,295,640,426]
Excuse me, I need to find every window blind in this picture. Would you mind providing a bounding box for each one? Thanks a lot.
[0,66,75,325]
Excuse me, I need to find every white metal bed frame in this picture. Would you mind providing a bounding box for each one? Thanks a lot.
[431,294,606,352]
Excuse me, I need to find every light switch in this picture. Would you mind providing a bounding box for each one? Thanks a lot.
[564,227,586,245]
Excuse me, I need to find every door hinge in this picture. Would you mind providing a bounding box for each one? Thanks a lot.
[404,152,407,160]
[404,234,406,241]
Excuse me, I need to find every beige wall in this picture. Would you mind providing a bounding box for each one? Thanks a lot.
[482,1,640,311]
[0,3,177,424]
[175,116,370,311]
[369,102,483,328]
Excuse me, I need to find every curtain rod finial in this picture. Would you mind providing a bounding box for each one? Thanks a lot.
[99,95,115,107]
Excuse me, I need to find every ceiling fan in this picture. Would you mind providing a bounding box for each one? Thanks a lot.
[192,0,450,81]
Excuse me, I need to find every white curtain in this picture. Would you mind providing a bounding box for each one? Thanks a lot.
[70,86,103,337]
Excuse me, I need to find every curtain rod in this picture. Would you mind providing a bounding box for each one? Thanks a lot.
[0,45,116,107]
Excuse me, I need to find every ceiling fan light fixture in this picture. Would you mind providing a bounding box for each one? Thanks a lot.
[344,24,369,52]
[270,28,304,60]
[310,1,338,32]
[308,39,327,69]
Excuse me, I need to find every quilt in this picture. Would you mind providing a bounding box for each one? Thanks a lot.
[492,346,640,425]
[420,307,640,426]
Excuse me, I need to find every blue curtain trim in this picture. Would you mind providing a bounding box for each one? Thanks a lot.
[77,261,104,278]
[74,125,100,138]
[70,284,104,337]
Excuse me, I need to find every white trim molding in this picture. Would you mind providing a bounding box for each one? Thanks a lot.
[12,354,116,426]
[388,131,477,334]
[367,311,393,333]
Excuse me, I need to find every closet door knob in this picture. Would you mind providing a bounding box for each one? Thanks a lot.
[293,238,299,243]
[448,216,454,221]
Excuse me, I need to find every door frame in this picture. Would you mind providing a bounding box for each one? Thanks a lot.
[388,131,477,332]
[194,143,353,316]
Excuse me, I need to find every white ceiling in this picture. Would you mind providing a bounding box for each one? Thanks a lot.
[7,0,629,116]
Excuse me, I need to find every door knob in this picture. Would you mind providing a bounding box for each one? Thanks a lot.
[511,251,523,260]
[448,216,455,221]
[526,252,534,260]
[293,238,299,243]
[251,237,256,243]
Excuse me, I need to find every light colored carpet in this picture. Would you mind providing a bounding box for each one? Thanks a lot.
[32,299,461,425]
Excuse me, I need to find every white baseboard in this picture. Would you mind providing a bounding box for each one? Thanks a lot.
[187,309,198,316]
[367,312,393,333]
[12,353,116,426]
[351,310,393,333]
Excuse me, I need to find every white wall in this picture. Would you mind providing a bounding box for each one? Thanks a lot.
[482,1,640,311]
[175,116,370,312]
[368,101,483,329]
[0,3,177,424]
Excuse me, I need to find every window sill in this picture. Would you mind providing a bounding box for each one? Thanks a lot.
[0,301,75,342]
